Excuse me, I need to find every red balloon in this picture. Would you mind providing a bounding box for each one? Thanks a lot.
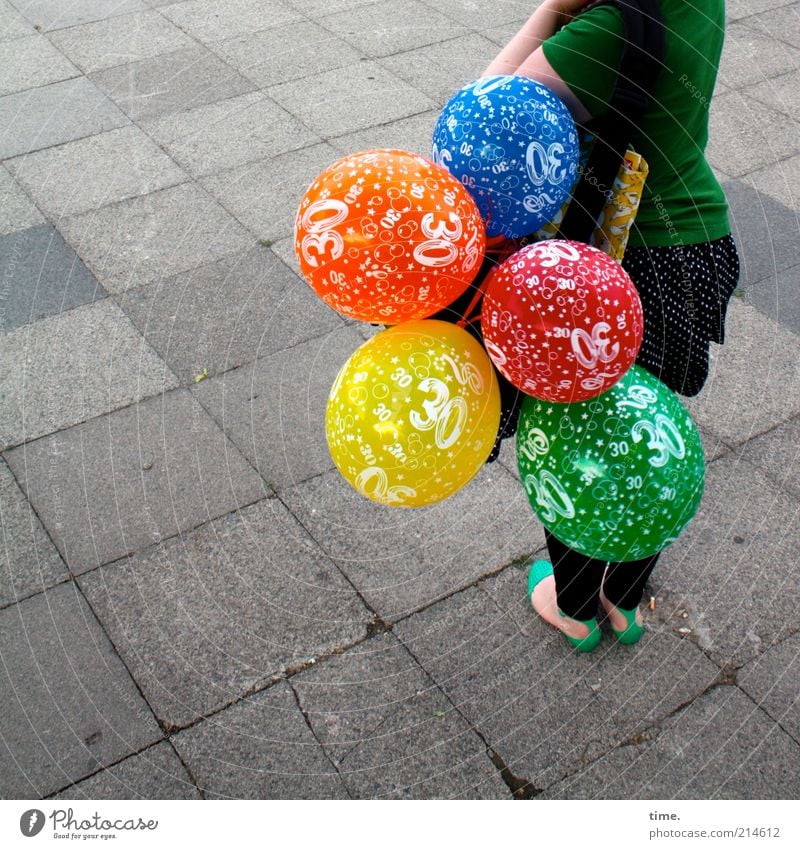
[481,240,643,402]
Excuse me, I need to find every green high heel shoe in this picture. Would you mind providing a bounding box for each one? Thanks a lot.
[600,587,646,645]
[527,560,601,653]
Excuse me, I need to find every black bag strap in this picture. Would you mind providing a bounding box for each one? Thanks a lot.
[558,0,665,243]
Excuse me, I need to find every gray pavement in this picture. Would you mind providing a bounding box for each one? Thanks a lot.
[1,0,799,800]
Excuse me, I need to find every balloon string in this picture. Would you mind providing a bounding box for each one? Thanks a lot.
[455,233,519,329]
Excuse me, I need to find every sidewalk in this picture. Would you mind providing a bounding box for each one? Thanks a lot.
[1,0,799,800]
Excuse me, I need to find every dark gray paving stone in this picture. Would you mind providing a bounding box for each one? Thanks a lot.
[52,742,201,799]
[0,582,161,798]
[268,61,436,139]
[685,301,800,446]
[0,164,43,235]
[7,0,147,31]
[160,0,303,44]
[89,44,256,121]
[542,686,800,798]
[394,584,620,790]
[330,109,439,159]
[738,633,800,741]
[200,142,341,242]
[647,452,800,667]
[724,176,800,286]
[737,413,800,499]
[192,325,360,490]
[78,498,370,729]
[0,32,79,96]
[0,223,104,332]
[321,0,468,59]
[719,21,800,89]
[0,299,177,448]
[741,265,800,336]
[171,682,349,799]
[6,388,266,574]
[0,77,129,159]
[140,91,319,179]
[707,91,800,178]
[294,632,509,799]
[282,463,541,623]
[1,0,35,40]
[58,182,255,293]
[6,125,188,219]
[48,10,196,73]
[0,457,68,608]
[378,33,499,104]
[119,245,342,384]
[210,19,361,89]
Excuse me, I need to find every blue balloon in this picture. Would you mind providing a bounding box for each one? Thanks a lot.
[432,76,580,239]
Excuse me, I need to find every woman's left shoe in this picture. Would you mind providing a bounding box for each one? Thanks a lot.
[528,560,601,653]
[600,589,645,645]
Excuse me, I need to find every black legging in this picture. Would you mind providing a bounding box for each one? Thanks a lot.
[547,235,740,619]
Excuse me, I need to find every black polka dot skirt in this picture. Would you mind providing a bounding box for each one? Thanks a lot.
[622,234,740,397]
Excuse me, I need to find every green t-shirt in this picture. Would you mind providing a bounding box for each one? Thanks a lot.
[542,0,730,248]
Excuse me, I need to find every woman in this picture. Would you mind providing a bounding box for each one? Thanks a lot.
[484,0,740,650]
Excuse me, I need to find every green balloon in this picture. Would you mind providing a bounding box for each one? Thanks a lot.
[516,365,704,561]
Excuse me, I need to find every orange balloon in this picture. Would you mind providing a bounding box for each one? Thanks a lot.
[294,149,486,323]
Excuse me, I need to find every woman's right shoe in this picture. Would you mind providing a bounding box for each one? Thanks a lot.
[600,588,646,645]
[527,560,601,653]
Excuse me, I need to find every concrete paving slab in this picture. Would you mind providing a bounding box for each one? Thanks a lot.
[728,0,797,21]
[0,223,104,331]
[0,0,35,40]
[0,299,177,449]
[0,164,43,234]
[6,125,188,218]
[542,686,800,798]
[160,0,303,44]
[268,234,300,275]
[685,300,800,445]
[199,142,341,241]
[170,682,349,798]
[0,582,161,798]
[736,413,800,500]
[482,19,528,49]
[724,176,800,287]
[293,631,509,799]
[282,463,540,622]
[52,741,201,799]
[268,61,436,139]
[0,457,68,608]
[719,21,800,89]
[741,264,800,336]
[330,109,438,158]
[738,633,800,742]
[78,499,370,728]
[647,452,800,668]
[378,33,499,105]
[0,77,129,159]
[8,0,147,31]
[210,19,362,89]
[744,2,800,49]
[6,388,267,573]
[140,91,319,179]
[120,245,342,384]
[423,0,531,30]
[58,182,255,293]
[89,45,256,121]
[743,69,800,124]
[393,584,622,790]
[192,326,365,490]
[707,91,800,178]
[321,0,467,60]
[48,9,195,73]
[0,32,79,96]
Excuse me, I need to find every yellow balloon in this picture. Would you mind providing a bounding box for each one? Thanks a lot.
[326,320,501,507]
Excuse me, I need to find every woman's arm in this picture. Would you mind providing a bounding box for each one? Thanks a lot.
[483,0,593,76]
